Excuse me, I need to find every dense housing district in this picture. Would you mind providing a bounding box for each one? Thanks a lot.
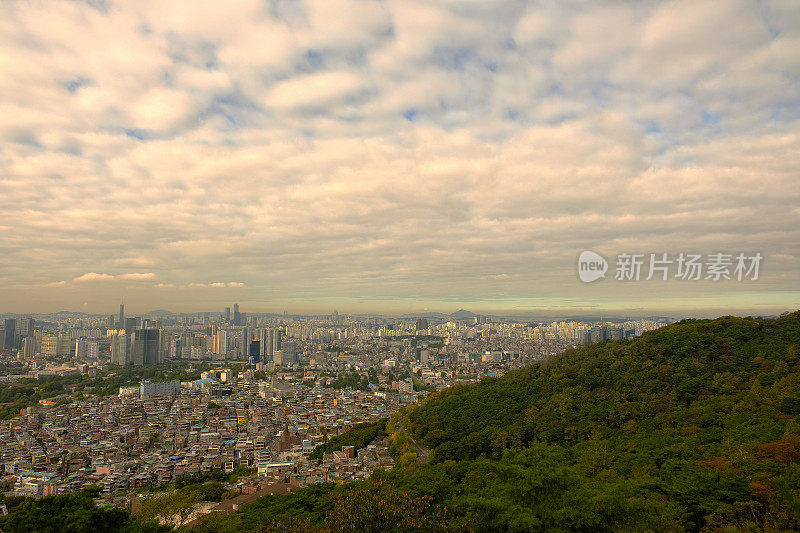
[0,308,668,519]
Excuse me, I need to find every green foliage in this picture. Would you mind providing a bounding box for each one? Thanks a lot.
[193,312,800,532]
[309,419,387,461]
[401,311,800,531]
[0,487,170,533]
[0,361,206,420]
[139,488,201,527]
[173,466,253,488]
[190,483,338,532]
[189,481,459,533]
[323,480,460,532]
[324,372,371,391]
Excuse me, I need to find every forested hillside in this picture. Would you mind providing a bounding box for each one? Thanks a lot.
[396,311,800,531]
[191,312,800,532]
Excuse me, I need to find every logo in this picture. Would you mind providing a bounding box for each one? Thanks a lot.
[578,251,608,283]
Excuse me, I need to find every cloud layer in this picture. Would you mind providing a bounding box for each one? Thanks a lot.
[0,0,798,315]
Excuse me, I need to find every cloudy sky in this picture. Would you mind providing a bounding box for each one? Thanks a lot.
[1,0,798,316]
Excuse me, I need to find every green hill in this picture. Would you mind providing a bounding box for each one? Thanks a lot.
[194,312,800,532]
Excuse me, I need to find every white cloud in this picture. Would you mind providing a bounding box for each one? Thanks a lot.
[265,71,366,111]
[0,0,797,314]
[118,272,158,281]
[72,273,115,282]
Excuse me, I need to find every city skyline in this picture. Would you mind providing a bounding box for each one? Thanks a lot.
[1,0,799,315]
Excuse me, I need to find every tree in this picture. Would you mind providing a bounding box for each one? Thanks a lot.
[0,488,170,533]
[139,489,201,527]
[324,481,459,533]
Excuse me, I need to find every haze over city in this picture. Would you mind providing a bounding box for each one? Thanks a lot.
[1,0,798,316]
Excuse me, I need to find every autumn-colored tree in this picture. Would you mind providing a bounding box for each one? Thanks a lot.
[323,481,459,533]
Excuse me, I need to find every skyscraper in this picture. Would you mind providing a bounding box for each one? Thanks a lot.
[21,337,36,359]
[261,328,274,360]
[119,303,125,330]
[233,303,241,326]
[124,317,138,332]
[3,319,16,349]
[273,328,282,353]
[110,332,129,365]
[249,340,260,365]
[16,317,34,338]
[225,307,231,323]
[130,328,161,365]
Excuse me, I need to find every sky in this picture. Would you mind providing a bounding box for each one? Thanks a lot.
[0,0,798,317]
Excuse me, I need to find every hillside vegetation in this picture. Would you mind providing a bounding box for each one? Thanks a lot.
[395,312,800,531]
[13,313,798,532]
[190,312,800,532]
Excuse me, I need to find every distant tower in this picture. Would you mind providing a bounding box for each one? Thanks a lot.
[119,303,125,330]
[273,328,282,353]
[225,307,231,323]
[233,303,241,326]
[3,319,16,350]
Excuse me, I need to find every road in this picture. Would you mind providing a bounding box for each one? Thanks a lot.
[396,417,429,464]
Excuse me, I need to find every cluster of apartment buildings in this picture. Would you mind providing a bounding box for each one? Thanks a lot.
[0,375,415,498]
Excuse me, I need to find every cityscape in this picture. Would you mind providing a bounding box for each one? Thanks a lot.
[0,307,669,513]
[1,0,798,530]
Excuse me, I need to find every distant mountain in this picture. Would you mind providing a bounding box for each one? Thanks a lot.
[143,309,173,317]
[399,312,449,319]
[399,309,478,320]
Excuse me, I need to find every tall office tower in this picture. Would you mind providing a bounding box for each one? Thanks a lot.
[124,317,138,332]
[272,328,282,353]
[119,303,125,329]
[242,327,252,359]
[41,334,58,356]
[225,307,231,323]
[130,329,161,365]
[282,341,298,365]
[214,329,228,355]
[3,319,16,349]
[249,340,260,365]
[16,317,34,338]
[110,332,129,365]
[21,337,36,359]
[107,315,115,328]
[75,337,88,358]
[606,326,624,340]
[57,334,72,357]
[87,340,99,360]
[261,328,274,360]
[588,326,606,343]
[233,303,241,326]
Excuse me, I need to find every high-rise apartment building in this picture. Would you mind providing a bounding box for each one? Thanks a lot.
[273,328,282,353]
[110,332,129,365]
[21,337,36,359]
[16,317,34,338]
